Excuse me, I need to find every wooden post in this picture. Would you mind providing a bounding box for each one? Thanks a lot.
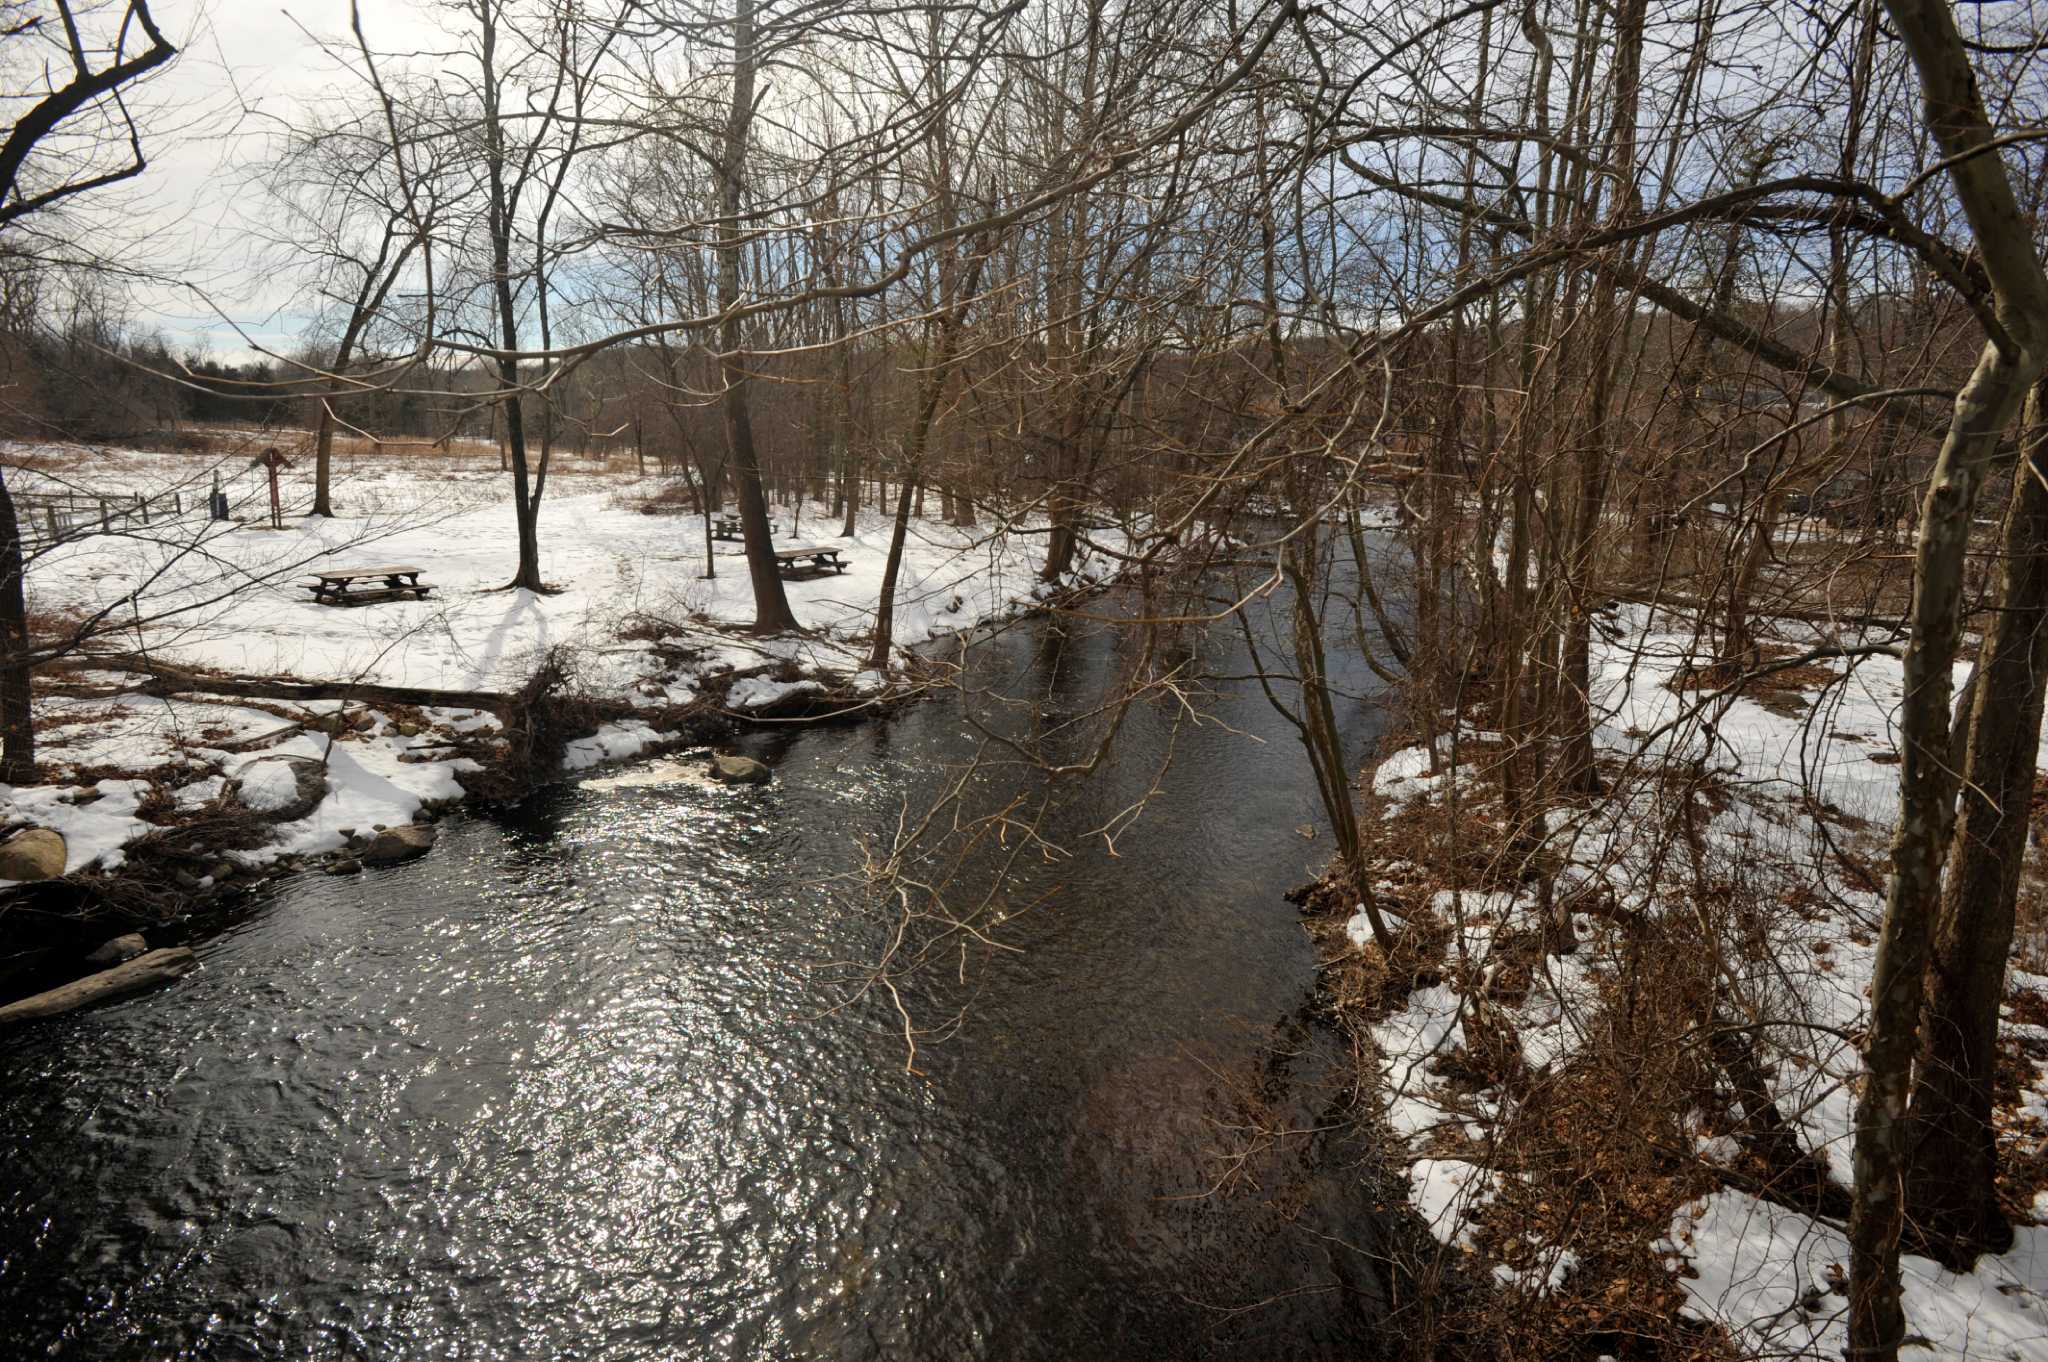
[43,507,57,539]
[254,447,292,529]
[136,492,148,526]
[98,498,109,530]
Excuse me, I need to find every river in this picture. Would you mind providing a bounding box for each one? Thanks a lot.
[0,564,1408,1360]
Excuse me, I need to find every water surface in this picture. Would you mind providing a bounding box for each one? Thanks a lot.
[0,577,1405,1360]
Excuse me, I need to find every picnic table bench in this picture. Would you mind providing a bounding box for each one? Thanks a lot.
[303,565,433,607]
[712,513,773,541]
[772,545,849,576]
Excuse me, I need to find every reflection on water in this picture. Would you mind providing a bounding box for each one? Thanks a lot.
[0,566,1406,1361]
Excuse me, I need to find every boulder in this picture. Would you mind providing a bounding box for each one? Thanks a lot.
[360,824,436,866]
[84,933,148,966]
[709,754,772,786]
[0,948,197,1024]
[0,828,66,881]
[235,756,326,822]
[326,857,362,876]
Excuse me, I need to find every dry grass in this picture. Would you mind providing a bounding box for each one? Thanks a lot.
[613,477,703,516]
[1286,743,1884,1359]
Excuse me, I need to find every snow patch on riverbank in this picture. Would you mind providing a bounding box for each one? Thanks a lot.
[1670,1191,2048,1359]
[1349,604,2048,1359]
[0,779,153,879]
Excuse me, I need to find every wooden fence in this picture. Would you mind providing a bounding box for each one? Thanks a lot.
[18,488,192,548]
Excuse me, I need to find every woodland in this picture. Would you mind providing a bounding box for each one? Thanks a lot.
[5,0,2048,1356]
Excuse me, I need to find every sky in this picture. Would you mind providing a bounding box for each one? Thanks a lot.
[118,0,446,361]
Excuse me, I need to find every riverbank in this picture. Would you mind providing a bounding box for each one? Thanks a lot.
[1304,602,2048,1358]
[0,441,1131,995]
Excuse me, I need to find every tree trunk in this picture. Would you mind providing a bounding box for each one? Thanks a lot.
[1722,485,1785,671]
[867,260,983,669]
[312,406,337,517]
[1555,0,1646,798]
[1283,532,1393,953]
[840,446,859,538]
[0,948,197,1025]
[1846,338,2034,1359]
[1904,380,2048,1264]
[868,473,918,672]
[0,466,33,784]
[1847,0,2048,1350]
[1041,522,1076,583]
[716,0,798,634]
[480,4,543,594]
[700,459,722,581]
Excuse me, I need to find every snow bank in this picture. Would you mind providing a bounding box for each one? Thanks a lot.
[249,736,470,862]
[559,720,663,772]
[725,676,824,712]
[1410,1158,1499,1249]
[0,779,153,877]
[1670,1191,2048,1359]
[1353,605,2048,1353]
[236,761,301,813]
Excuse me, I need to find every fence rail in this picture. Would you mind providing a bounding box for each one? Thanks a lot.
[19,488,191,548]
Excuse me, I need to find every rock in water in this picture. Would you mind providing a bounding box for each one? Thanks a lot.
[84,933,148,966]
[0,827,66,881]
[709,754,772,786]
[360,824,437,866]
[0,947,197,1024]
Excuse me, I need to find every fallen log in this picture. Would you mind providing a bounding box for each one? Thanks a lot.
[1597,585,1911,634]
[0,947,198,1024]
[75,654,512,713]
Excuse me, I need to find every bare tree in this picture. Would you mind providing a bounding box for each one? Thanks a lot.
[1842,5,2048,1354]
[0,0,174,781]
[261,96,450,516]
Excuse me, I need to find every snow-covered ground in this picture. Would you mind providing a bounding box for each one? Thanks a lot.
[1355,604,2048,1359]
[17,444,1104,692]
[1,444,1123,878]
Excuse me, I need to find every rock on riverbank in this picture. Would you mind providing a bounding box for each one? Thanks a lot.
[0,828,65,880]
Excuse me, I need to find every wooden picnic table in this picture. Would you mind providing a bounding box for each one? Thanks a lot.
[772,545,850,576]
[304,564,433,607]
[713,512,773,541]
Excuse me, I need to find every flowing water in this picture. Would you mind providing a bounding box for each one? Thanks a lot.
[0,570,1406,1360]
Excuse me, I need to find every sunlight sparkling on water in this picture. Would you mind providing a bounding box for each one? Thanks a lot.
[0,598,1405,1360]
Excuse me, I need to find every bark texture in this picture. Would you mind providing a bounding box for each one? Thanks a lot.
[1905,381,2048,1263]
